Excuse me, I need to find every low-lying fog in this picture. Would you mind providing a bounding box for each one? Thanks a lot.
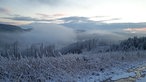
[1,23,146,49]
[0,23,76,48]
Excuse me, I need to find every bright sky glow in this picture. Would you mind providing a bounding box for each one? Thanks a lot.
[0,0,146,25]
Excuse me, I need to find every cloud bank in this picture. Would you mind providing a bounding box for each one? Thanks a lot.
[2,15,52,22]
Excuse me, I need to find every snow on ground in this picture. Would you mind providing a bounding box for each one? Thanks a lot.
[0,51,146,82]
[137,77,146,82]
[77,61,146,82]
[111,72,135,80]
[136,67,146,82]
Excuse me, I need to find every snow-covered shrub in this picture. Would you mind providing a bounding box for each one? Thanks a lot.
[0,42,61,59]
[22,44,60,58]
[0,50,146,82]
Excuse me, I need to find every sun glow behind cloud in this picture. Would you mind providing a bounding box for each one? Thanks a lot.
[124,27,146,33]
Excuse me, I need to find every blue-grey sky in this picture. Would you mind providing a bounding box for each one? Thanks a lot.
[0,0,146,25]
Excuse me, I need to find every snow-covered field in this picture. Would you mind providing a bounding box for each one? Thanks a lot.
[0,50,146,82]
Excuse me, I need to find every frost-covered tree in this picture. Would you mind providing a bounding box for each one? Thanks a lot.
[110,36,146,51]
[60,39,100,54]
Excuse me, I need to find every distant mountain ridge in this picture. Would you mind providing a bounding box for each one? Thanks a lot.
[0,24,31,32]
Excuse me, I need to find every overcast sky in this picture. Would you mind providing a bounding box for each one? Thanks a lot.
[0,0,146,25]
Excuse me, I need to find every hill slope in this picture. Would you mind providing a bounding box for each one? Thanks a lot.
[0,24,30,32]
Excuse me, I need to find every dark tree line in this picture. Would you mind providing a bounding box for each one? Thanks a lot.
[110,36,146,51]
[60,39,109,54]
[61,36,146,54]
